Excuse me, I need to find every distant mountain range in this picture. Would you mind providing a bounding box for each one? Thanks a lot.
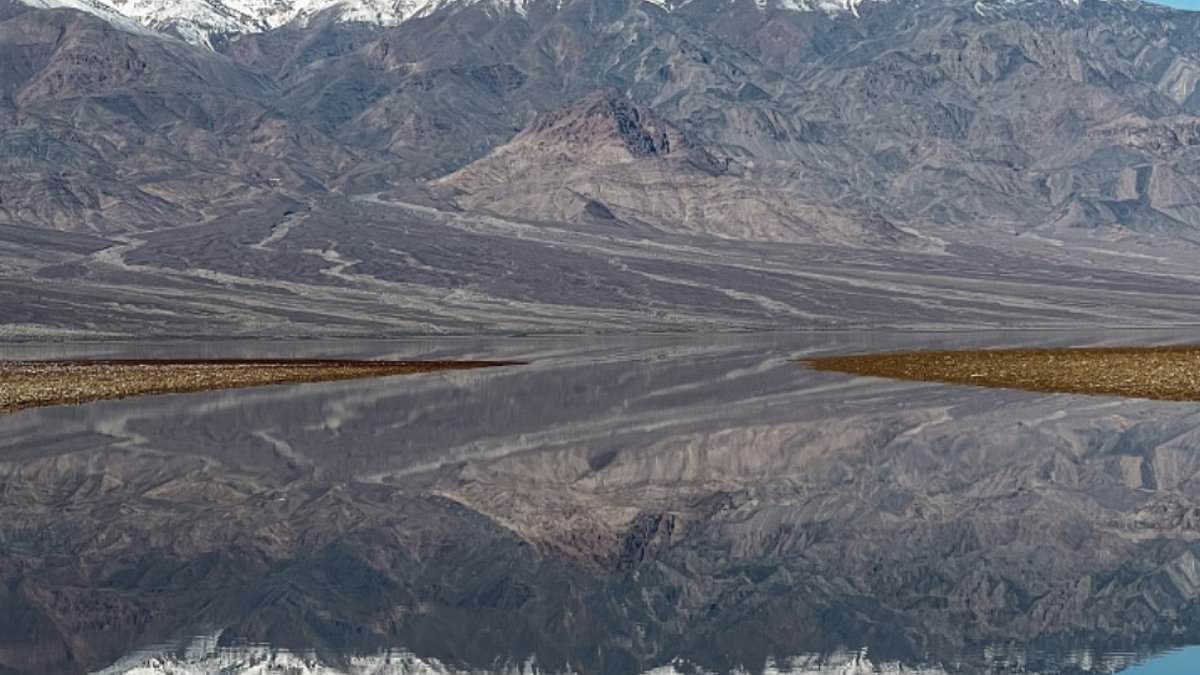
[6,0,1199,238]
[19,0,896,47]
[3,0,1200,335]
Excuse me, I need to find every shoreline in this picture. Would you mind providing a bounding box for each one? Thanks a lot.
[0,359,520,414]
[802,346,1200,402]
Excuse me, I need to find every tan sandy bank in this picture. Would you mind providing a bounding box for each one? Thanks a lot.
[0,359,519,414]
[801,346,1200,402]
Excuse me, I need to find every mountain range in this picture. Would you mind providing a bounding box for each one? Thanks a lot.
[20,0,887,48]
[3,0,1200,335]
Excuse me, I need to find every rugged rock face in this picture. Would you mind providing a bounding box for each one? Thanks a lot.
[518,90,695,161]
[0,3,357,234]
[3,0,1200,243]
[21,0,414,47]
[4,0,1200,333]
[433,91,919,244]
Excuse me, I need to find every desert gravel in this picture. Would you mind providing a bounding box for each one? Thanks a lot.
[0,359,518,414]
[803,346,1200,401]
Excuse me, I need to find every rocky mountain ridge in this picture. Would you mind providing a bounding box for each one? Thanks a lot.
[19,0,423,46]
[14,0,1169,51]
[4,0,1200,334]
[17,0,943,46]
[432,90,922,244]
[8,0,1200,236]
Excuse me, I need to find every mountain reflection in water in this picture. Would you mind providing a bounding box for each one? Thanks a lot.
[3,331,1200,675]
[91,639,1186,674]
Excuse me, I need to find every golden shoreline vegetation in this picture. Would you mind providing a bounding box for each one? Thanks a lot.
[802,345,1200,402]
[0,359,520,414]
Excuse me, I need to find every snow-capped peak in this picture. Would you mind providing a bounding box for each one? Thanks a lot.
[85,631,1159,675]
[19,0,416,47]
[17,0,1096,50]
[19,0,557,47]
[764,0,875,16]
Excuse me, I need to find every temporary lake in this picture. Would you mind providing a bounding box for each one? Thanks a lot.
[2,330,1199,674]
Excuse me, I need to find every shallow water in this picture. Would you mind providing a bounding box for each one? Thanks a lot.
[3,330,1200,674]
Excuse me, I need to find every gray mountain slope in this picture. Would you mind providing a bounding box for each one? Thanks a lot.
[4,0,1200,333]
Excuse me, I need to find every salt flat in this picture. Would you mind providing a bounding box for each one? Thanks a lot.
[9,195,1200,339]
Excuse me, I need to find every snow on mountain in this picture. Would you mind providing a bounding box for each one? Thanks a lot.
[12,0,888,49]
[18,0,156,33]
[90,634,1154,675]
[19,0,411,46]
[15,0,1095,50]
[20,0,565,46]
[93,643,943,675]
[639,0,883,13]
[93,636,546,675]
[25,0,878,47]
[761,0,877,16]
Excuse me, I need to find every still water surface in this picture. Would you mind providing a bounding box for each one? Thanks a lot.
[3,330,1200,674]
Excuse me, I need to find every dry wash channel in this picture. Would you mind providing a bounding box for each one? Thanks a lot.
[0,359,518,414]
[803,346,1200,402]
